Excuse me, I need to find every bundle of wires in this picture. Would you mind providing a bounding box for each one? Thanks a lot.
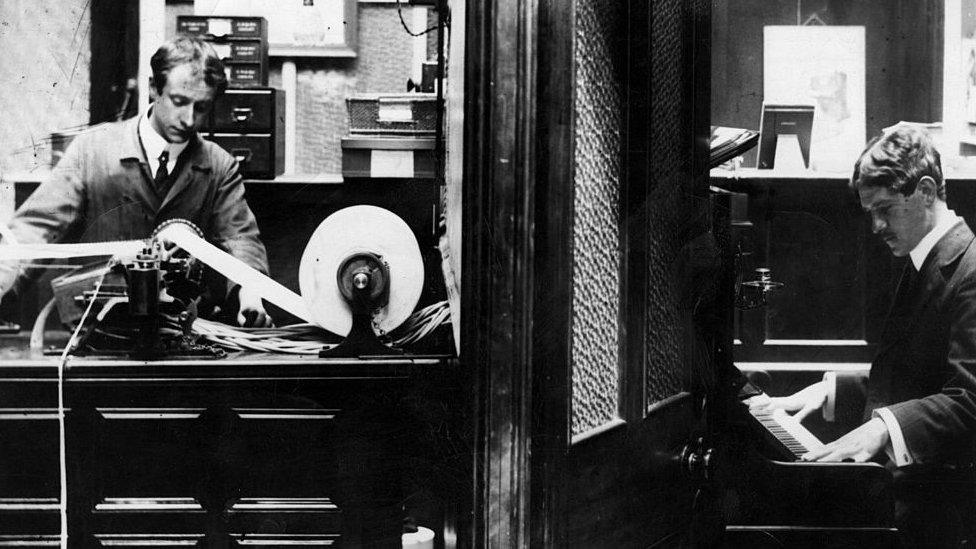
[386,300,451,347]
[192,319,332,354]
[192,300,451,354]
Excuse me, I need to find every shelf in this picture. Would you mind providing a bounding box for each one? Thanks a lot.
[711,166,976,183]
[1,170,346,186]
[244,173,344,185]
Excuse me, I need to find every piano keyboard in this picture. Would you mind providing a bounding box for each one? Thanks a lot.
[750,407,825,460]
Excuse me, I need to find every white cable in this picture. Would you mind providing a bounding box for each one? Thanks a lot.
[55,260,110,548]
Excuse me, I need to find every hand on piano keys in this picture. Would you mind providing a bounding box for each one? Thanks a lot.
[747,379,828,422]
[797,416,890,463]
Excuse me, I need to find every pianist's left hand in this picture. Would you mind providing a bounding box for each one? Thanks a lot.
[747,380,828,422]
[801,417,889,463]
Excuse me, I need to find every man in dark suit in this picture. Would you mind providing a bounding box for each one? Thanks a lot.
[754,126,976,546]
[0,36,271,327]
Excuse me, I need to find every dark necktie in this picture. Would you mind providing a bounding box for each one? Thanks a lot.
[153,150,169,191]
[889,261,920,322]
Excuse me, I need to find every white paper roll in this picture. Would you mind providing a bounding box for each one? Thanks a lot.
[298,205,424,336]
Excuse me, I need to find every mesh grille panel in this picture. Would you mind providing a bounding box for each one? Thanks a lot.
[570,0,624,437]
[644,0,704,404]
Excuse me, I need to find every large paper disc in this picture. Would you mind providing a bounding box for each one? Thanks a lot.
[299,205,424,336]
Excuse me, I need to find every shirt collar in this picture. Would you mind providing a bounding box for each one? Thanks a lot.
[909,209,962,270]
[138,108,189,166]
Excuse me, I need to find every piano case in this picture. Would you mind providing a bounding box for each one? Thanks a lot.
[716,384,898,548]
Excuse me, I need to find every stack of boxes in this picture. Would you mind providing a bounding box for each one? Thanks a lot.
[177,15,284,179]
[341,93,439,180]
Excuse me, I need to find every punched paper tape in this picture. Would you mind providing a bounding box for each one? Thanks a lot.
[155,223,315,323]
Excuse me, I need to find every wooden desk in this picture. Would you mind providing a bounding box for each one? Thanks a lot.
[0,336,461,547]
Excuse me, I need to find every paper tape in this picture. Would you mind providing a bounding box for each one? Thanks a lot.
[156,223,315,323]
[0,240,145,261]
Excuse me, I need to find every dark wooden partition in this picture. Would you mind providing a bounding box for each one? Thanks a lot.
[713,169,976,365]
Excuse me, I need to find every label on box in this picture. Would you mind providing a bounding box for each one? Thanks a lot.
[178,19,208,35]
[378,99,414,123]
[234,20,261,36]
[228,65,264,86]
[370,150,414,178]
[233,43,261,61]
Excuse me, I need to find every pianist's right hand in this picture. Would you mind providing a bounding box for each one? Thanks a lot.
[747,380,829,422]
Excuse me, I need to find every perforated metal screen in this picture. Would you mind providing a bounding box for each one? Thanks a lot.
[570,0,624,437]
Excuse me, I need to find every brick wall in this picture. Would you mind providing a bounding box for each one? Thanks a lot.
[167,1,421,175]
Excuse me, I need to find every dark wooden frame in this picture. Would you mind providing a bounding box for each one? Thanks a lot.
[462,0,712,545]
[462,0,538,546]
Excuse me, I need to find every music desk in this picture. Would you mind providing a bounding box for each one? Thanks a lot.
[0,334,461,548]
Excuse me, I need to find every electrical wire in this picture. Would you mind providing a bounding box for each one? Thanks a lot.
[191,300,452,354]
[55,258,111,548]
[387,300,450,347]
[395,0,447,37]
[192,319,334,354]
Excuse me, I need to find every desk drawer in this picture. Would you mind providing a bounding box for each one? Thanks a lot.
[209,133,284,180]
[207,89,281,133]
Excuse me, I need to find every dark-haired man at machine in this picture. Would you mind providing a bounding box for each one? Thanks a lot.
[0,36,271,328]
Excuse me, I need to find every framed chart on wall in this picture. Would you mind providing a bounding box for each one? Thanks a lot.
[195,0,358,57]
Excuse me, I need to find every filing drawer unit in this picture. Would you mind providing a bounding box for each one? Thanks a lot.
[176,16,269,88]
[203,88,285,179]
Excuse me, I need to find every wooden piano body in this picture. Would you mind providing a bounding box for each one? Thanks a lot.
[709,183,899,547]
[718,380,898,548]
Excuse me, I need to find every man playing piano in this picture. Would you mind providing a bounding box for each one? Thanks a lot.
[754,126,976,547]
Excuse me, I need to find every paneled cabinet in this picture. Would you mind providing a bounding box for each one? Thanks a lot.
[0,346,460,548]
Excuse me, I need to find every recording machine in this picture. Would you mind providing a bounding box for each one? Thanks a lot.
[47,206,437,359]
[50,219,222,358]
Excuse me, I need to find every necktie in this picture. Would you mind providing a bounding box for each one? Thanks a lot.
[889,262,920,323]
[153,150,169,190]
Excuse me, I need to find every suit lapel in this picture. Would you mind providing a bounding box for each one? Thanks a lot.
[878,221,974,354]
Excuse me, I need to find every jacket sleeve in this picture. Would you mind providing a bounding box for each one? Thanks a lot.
[0,137,87,295]
[887,268,976,464]
[208,156,270,287]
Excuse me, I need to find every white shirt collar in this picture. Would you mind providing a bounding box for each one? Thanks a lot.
[909,209,962,270]
[138,108,189,176]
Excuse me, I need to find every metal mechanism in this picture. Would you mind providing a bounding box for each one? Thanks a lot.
[726,191,784,311]
[50,219,223,358]
[299,205,426,356]
[680,437,715,483]
[736,267,784,310]
[319,252,403,358]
